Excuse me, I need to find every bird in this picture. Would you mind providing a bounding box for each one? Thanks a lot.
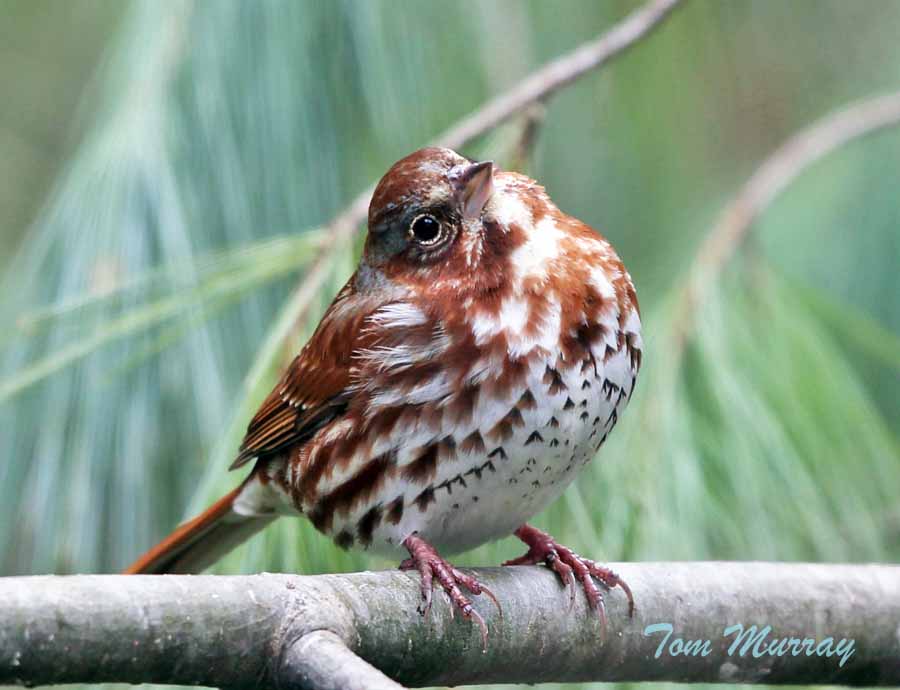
[125,147,643,642]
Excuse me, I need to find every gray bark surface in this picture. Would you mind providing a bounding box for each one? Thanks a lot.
[1,563,898,688]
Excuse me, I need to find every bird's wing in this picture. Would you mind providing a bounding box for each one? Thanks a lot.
[230,279,377,469]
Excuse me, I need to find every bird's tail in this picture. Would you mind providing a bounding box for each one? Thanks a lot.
[124,476,277,574]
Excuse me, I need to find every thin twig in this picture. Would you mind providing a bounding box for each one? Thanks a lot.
[671,90,900,361]
[281,0,683,341]
[509,103,547,173]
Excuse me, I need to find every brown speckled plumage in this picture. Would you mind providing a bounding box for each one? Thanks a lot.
[126,147,642,636]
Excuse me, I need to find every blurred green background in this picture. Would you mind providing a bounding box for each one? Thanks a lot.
[1,1,898,689]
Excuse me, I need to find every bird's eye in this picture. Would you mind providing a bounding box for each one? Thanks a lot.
[409,214,442,245]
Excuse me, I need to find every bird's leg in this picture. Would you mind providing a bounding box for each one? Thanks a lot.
[504,524,634,637]
[401,532,500,649]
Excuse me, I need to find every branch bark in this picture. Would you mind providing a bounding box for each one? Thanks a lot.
[2,563,899,688]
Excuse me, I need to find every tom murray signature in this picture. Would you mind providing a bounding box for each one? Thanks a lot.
[644,622,856,668]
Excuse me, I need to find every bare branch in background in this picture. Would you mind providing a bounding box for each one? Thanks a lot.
[432,0,682,152]
[671,90,900,360]
[2,563,899,689]
[281,0,683,342]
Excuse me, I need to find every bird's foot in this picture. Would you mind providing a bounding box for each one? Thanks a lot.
[504,524,633,638]
[401,533,500,649]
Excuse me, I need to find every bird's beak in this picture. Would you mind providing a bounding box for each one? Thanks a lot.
[451,160,494,221]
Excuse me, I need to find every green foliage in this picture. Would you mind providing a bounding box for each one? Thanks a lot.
[1,2,898,690]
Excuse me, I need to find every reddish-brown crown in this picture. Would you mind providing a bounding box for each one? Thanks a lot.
[368,147,470,232]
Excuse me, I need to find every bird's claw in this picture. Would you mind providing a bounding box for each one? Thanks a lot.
[402,533,500,650]
[505,524,634,639]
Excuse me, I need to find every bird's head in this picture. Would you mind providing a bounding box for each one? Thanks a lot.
[362,147,549,296]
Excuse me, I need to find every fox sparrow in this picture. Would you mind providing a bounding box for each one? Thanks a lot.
[126,147,642,641]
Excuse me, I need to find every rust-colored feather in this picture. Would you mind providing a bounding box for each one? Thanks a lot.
[231,280,379,469]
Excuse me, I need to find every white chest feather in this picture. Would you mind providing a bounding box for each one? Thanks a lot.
[352,293,641,558]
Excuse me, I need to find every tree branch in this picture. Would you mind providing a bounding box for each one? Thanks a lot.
[671,89,900,361]
[2,563,898,688]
